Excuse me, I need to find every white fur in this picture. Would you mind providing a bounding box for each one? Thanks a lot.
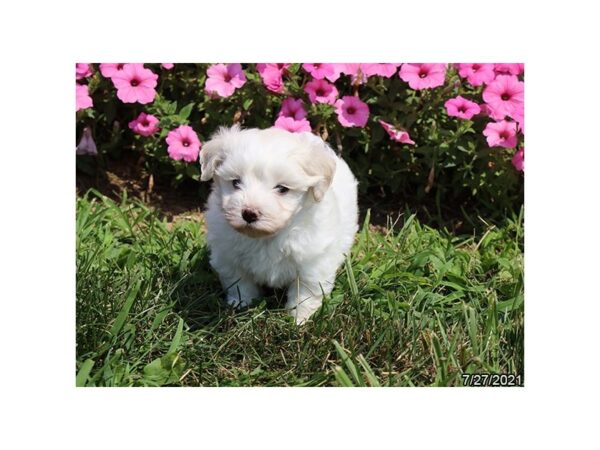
[201,126,358,324]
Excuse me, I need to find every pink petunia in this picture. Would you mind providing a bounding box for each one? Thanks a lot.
[483,120,518,148]
[304,79,338,105]
[161,63,174,70]
[513,110,525,134]
[494,63,524,76]
[361,63,400,78]
[274,116,312,133]
[302,63,337,81]
[99,63,126,79]
[278,98,307,120]
[457,63,495,86]
[379,120,415,145]
[256,64,287,94]
[76,84,93,111]
[256,63,290,73]
[166,125,201,162]
[111,64,158,104]
[128,112,160,137]
[76,127,97,155]
[444,95,481,120]
[399,64,447,90]
[483,75,524,121]
[334,96,369,128]
[341,64,370,84]
[205,63,246,98]
[76,63,93,80]
[512,147,524,172]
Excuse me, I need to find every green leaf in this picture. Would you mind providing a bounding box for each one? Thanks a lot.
[109,278,141,339]
[333,340,365,386]
[334,366,355,387]
[76,359,95,387]
[356,355,381,387]
[168,318,185,354]
[178,102,195,121]
[344,255,359,297]
[142,352,185,386]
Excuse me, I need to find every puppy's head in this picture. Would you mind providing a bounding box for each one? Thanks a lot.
[200,125,336,238]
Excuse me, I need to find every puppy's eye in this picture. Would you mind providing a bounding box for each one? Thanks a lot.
[232,179,241,190]
[275,184,289,194]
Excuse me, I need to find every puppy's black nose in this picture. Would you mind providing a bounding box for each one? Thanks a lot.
[242,209,258,224]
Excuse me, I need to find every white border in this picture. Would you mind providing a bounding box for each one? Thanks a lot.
[2,0,599,448]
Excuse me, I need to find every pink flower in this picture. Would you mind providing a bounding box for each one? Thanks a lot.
[304,79,338,105]
[479,103,492,117]
[99,63,126,79]
[399,64,447,90]
[279,98,307,120]
[514,110,525,134]
[512,147,524,172]
[302,63,337,81]
[111,64,158,104]
[205,63,246,98]
[483,75,524,120]
[334,96,369,128]
[494,63,524,76]
[379,120,415,145]
[274,116,312,133]
[325,64,346,82]
[128,112,160,137]
[362,63,400,78]
[444,95,481,120]
[161,63,174,69]
[483,120,518,148]
[341,64,370,84]
[76,63,93,80]
[166,125,201,162]
[256,64,287,93]
[339,64,401,83]
[76,127,97,155]
[257,63,290,73]
[457,63,495,86]
[76,84,93,111]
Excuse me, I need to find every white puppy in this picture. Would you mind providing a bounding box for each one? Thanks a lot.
[200,125,358,324]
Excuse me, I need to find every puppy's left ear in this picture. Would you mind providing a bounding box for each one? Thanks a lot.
[295,133,337,202]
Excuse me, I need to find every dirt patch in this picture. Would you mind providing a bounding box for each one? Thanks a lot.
[77,152,204,224]
[77,153,470,232]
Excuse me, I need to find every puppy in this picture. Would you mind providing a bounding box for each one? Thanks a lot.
[200,125,358,324]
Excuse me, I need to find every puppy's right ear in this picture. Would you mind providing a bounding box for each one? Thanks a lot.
[200,125,241,181]
[199,138,223,181]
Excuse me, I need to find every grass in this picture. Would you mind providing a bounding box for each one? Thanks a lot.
[76,190,524,387]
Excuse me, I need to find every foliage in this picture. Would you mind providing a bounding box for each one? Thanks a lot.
[76,63,524,220]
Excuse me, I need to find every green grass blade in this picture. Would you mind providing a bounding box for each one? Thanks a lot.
[109,278,142,339]
[168,318,185,354]
[76,359,95,387]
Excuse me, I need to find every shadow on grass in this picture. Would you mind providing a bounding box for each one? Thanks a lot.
[169,245,291,332]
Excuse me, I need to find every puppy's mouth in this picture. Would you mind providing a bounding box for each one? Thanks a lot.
[231,222,277,238]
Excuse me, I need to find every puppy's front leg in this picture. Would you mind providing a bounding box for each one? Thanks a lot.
[286,277,332,325]
[219,273,261,308]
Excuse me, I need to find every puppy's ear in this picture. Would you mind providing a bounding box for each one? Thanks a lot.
[294,133,337,202]
[199,139,223,181]
[200,125,241,181]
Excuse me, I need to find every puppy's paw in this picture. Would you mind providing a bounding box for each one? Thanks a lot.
[286,297,322,325]
[225,294,254,309]
[288,306,315,325]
